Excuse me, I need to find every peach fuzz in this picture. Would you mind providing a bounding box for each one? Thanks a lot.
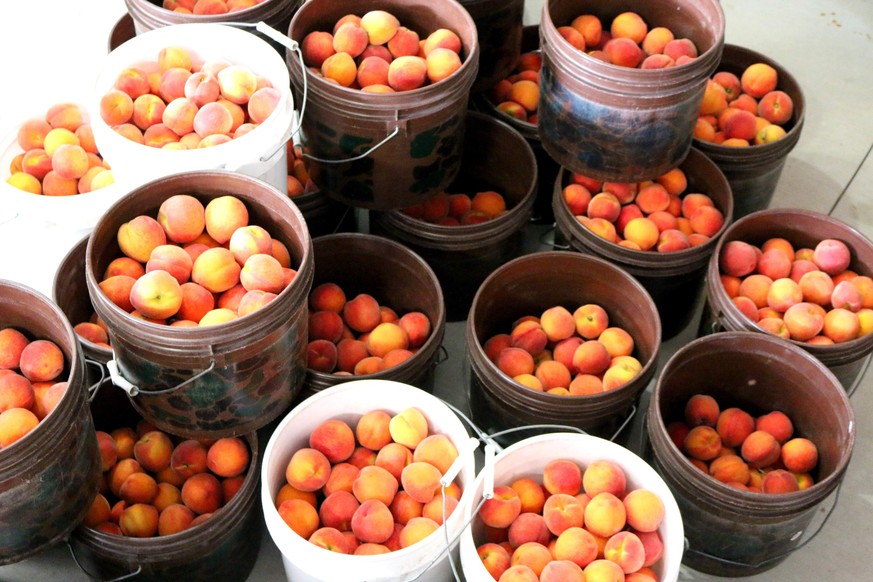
[191,247,241,294]
[543,458,583,496]
[542,493,586,535]
[684,425,721,461]
[479,485,522,528]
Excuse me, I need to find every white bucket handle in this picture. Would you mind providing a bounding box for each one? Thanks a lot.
[106,358,216,397]
[248,21,401,166]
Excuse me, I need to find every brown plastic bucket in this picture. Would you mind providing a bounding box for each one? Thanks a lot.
[0,280,101,565]
[293,189,357,238]
[701,208,873,392]
[466,251,661,442]
[53,234,113,391]
[460,0,524,93]
[471,25,561,223]
[85,170,314,439]
[647,331,855,576]
[286,0,479,210]
[298,233,446,400]
[69,387,262,582]
[371,111,537,322]
[538,0,725,182]
[553,147,733,340]
[693,44,805,220]
[123,0,304,54]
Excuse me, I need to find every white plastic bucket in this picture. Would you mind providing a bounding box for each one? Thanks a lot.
[459,432,685,582]
[90,23,294,194]
[261,379,476,582]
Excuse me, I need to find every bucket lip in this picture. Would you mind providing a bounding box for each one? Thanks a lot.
[52,233,115,360]
[466,250,663,406]
[691,42,806,155]
[708,208,873,356]
[460,432,685,582]
[552,148,734,273]
[260,379,478,566]
[540,0,725,85]
[72,430,261,551]
[650,330,855,507]
[84,169,313,343]
[125,0,291,21]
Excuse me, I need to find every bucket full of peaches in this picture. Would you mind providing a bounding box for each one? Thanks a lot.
[702,207,873,392]
[553,147,733,340]
[261,379,477,582]
[84,170,314,439]
[459,432,684,581]
[692,44,805,220]
[647,331,854,577]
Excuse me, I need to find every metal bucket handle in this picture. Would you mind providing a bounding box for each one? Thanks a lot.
[84,357,108,401]
[66,539,142,582]
[106,358,216,397]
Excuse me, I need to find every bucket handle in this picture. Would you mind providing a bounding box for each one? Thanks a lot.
[66,539,142,582]
[246,21,401,166]
[539,225,570,250]
[682,478,845,570]
[84,357,107,402]
[106,358,216,397]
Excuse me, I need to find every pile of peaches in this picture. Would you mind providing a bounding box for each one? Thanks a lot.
[83,422,251,537]
[696,61,795,146]
[482,303,642,396]
[487,51,542,125]
[160,0,263,15]
[400,190,508,226]
[7,102,114,196]
[474,458,667,581]
[719,236,873,343]
[300,10,464,92]
[275,408,463,554]
[306,282,431,375]
[557,10,700,69]
[286,142,317,198]
[669,394,819,494]
[96,193,297,326]
[100,45,281,149]
[0,328,69,447]
[562,166,725,252]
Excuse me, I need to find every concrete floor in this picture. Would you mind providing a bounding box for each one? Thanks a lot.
[1,0,872,580]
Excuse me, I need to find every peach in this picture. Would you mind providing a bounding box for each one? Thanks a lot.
[111,427,137,461]
[161,97,198,136]
[483,334,513,364]
[202,195,248,244]
[758,316,790,339]
[129,269,183,320]
[610,11,647,44]
[205,436,249,478]
[858,308,873,337]
[823,307,860,343]
[352,464,399,506]
[98,275,135,313]
[684,393,719,427]
[42,170,79,196]
[308,418,355,464]
[543,458,582,496]
[301,31,336,68]
[119,503,159,538]
[356,56,390,88]
[583,492,626,538]
[563,184,592,216]
[622,488,665,535]
[423,28,462,56]
[663,37,698,62]
[766,277,803,312]
[510,320,549,357]
[373,441,412,481]
[532,360,569,391]
[755,410,794,444]
[108,459,143,498]
[190,247,241,294]
[354,356,386,375]
[285,447,331,492]
[558,26,587,51]
[757,90,793,125]
[198,308,237,326]
[716,407,755,448]
[551,526,598,569]
[571,340,611,376]
[684,425,722,461]
[168,439,207,479]
[0,373,34,413]
[832,280,863,312]
[782,301,825,341]
[412,433,458,476]
[341,293,380,333]
[17,339,63,383]
[543,493,586,536]
[132,430,174,473]
[781,437,818,473]
[426,47,462,84]
[317,490,359,531]
[389,490,423,525]
[6,172,41,194]
[506,511,549,548]
[480,485,522,528]
[399,461,443,505]
[719,240,760,277]
[739,274,774,308]
[510,478,546,516]
[603,530,646,574]
[478,542,513,580]
[119,471,159,505]
[709,453,750,485]
[146,244,193,285]
[387,27,420,59]
[153,482,183,512]
[322,462,359,497]
[603,37,643,68]
[498,564,539,582]
[798,270,834,305]
[755,123,787,145]
[759,468,799,494]
[183,71,220,107]
[740,62,778,98]
[570,14,602,47]
[741,430,782,469]
[582,460,627,500]
[350,498,394,544]
[308,527,349,553]
[355,543,390,556]
[399,516,440,549]
[572,304,609,340]
[387,55,428,91]
[118,214,167,263]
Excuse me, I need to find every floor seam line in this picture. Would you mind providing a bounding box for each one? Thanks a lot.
[828,141,873,216]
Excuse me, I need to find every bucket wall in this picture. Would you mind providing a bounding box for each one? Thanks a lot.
[647,331,854,576]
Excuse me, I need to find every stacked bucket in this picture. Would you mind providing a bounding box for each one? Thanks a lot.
[3,0,873,580]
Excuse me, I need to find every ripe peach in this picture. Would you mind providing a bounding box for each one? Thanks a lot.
[387,55,428,91]
[663,37,698,61]
[684,393,720,427]
[543,458,582,496]
[119,503,159,538]
[720,240,760,277]
[603,37,643,68]
[708,454,750,485]
[738,274,774,308]
[285,447,331,492]
[478,542,512,580]
[308,527,350,553]
[17,339,63,383]
[170,439,208,479]
[132,430,174,473]
[423,28,462,56]
[317,490,358,531]
[119,471,159,505]
[161,97,198,136]
[399,516,440,549]
[118,215,167,263]
[389,490,423,525]
[480,485,522,528]
[542,493,586,535]
[781,437,818,473]
[740,62,778,98]
[129,269,183,320]
[0,373,35,413]
[603,530,646,574]
[572,340,611,376]
[741,430,782,469]
[351,498,394,544]
[426,47,462,84]
[583,492,626,538]
[823,307,860,343]
[386,27,420,59]
[684,425,722,461]
[301,31,336,68]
